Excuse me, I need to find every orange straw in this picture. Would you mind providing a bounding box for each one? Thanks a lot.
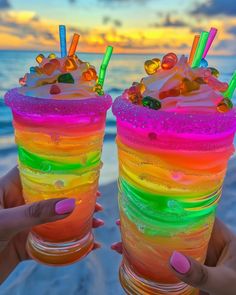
[68,33,80,57]
[189,35,200,66]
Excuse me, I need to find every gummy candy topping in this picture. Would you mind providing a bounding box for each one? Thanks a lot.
[18,53,102,100]
[123,53,232,113]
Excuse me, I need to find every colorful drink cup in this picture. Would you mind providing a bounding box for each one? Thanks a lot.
[4,28,113,266]
[5,89,111,265]
[112,49,236,294]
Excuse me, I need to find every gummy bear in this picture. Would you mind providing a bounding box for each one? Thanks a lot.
[72,54,82,64]
[50,58,60,68]
[180,78,200,94]
[58,73,74,84]
[43,63,57,76]
[139,82,146,94]
[144,58,161,75]
[159,88,180,99]
[19,75,27,86]
[206,76,228,92]
[217,98,233,113]
[30,66,36,73]
[48,53,56,59]
[64,57,77,71]
[161,53,178,70]
[94,84,104,96]
[208,67,220,78]
[142,96,161,110]
[36,54,44,64]
[126,84,143,104]
[82,68,97,81]
[50,85,61,95]
[35,66,43,75]
[194,77,206,84]
[200,58,208,68]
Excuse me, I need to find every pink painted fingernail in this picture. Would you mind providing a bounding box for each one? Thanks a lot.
[95,203,103,211]
[111,242,123,254]
[93,243,101,250]
[93,218,105,227]
[170,251,191,274]
[55,199,75,215]
[116,220,121,226]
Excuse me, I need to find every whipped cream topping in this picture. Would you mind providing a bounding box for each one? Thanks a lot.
[124,55,229,113]
[18,56,99,100]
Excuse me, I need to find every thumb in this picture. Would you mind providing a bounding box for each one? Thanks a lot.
[169,251,227,294]
[0,198,75,245]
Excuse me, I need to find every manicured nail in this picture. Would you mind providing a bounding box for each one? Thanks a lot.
[170,251,191,274]
[93,243,101,250]
[55,199,76,215]
[116,220,121,226]
[111,242,123,254]
[92,218,105,228]
[95,203,103,212]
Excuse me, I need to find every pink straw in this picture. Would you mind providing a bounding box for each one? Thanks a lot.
[202,27,218,58]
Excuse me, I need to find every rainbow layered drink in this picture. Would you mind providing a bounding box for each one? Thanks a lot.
[4,31,112,265]
[113,51,236,294]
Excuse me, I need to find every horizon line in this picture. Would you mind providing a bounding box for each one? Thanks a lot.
[0,49,235,57]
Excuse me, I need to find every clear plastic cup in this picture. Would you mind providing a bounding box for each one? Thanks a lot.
[5,88,112,266]
[113,96,236,294]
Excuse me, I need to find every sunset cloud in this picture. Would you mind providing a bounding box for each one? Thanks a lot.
[150,14,187,28]
[192,0,236,16]
[0,0,235,55]
[0,0,10,9]
[103,16,122,27]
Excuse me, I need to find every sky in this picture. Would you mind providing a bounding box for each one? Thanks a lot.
[0,0,235,55]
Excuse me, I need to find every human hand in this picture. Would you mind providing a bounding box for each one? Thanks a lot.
[112,218,236,295]
[169,218,236,295]
[0,167,104,284]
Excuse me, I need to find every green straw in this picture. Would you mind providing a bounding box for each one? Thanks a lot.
[97,45,113,87]
[223,71,236,99]
[191,31,209,68]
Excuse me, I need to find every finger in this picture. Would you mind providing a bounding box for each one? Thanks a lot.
[94,203,103,213]
[96,191,101,197]
[92,242,101,251]
[111,242,123,254]
[0,198,75,248]
[92,218,104,228]
[205,218,234,267]
[0,166,24,208]
[116,219,121,227]
[169,251,234,294]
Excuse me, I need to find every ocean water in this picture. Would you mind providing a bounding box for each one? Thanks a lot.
[0,51,236,295]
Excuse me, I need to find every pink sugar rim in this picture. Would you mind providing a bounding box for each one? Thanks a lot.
[112,96,236,135]
[4,88,112,116]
